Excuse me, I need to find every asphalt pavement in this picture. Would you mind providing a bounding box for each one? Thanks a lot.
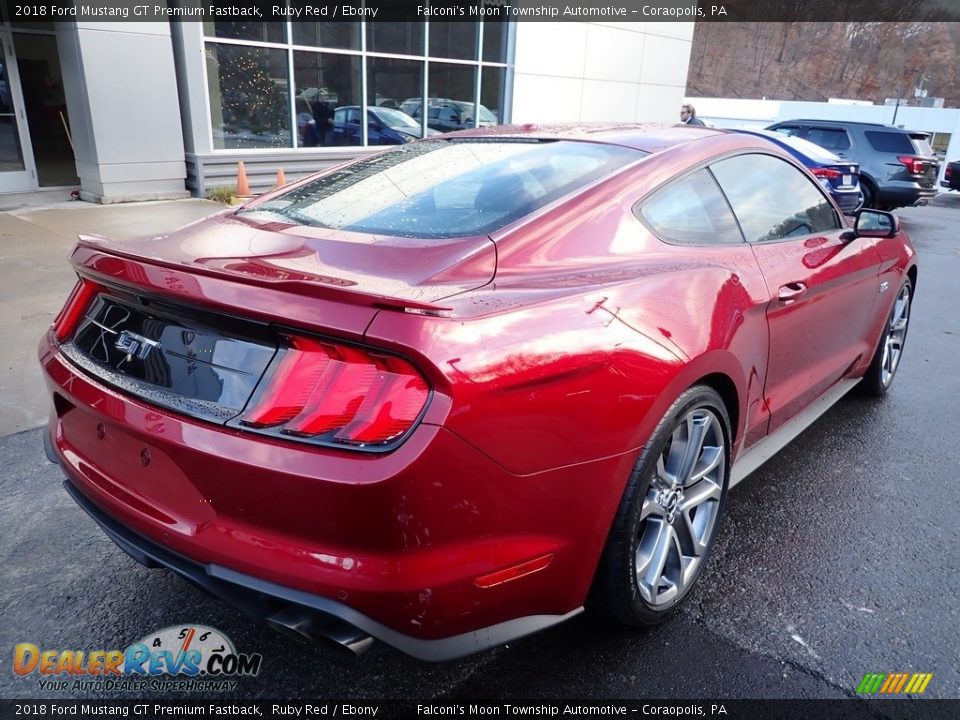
[1,202,957,704]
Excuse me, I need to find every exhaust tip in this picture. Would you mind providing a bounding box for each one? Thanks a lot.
[267,606,374,657]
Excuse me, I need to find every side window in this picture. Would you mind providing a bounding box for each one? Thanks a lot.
[772,125,803,137]
[806,127,851,151]
[345,108,361,125]
[710,154,840,243]
[636,168,743,245]
[864,131,914,154]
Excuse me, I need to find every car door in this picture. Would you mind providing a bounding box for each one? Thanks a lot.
[710,153,882,434]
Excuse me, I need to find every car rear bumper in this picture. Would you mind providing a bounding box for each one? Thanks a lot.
[831,188,861,213]
[39,332,614,657]
[878,181,938,207]
[60,474,581,661]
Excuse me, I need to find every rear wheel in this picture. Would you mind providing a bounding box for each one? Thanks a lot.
[861,279,912,396]
[859,179,876,210]
[590,385,730,626]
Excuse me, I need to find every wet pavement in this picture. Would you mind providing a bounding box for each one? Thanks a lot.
[1,204,957,702]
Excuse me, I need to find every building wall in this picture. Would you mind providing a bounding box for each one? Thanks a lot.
[59,22,189,203]
[512,22,694,125]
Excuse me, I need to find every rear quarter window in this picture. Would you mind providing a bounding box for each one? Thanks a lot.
[864,131,914,154]
[636,169,743,245]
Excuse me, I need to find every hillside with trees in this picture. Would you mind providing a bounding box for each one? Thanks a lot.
[687,22,960,107]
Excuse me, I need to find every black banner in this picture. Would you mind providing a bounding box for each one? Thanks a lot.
[1,700,959,720]
[4,0,960,23]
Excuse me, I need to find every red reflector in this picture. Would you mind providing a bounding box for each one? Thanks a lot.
[241,335,429,446]
[810,167,842,179]
[54,280,102,341]
[898,156,923,174]
[474,554,554,589]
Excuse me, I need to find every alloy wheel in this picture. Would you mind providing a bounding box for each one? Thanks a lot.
[634,408,725,607]
[881,283,911,387]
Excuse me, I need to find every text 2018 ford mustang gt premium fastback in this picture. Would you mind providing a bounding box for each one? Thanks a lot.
[40,124,916,660]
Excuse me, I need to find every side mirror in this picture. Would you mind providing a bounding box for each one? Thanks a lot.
[847,209,900,239]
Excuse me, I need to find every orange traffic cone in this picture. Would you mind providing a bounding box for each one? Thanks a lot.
[235,161,251,196]
[276,168,287,187]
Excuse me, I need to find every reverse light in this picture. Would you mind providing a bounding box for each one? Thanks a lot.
[53,279,102,341]
[241,334,429,448]
[898,156,924,174]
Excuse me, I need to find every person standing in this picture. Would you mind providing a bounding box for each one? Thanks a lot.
[680,103,706,126]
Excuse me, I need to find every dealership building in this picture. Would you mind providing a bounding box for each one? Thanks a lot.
[0,19,696,202]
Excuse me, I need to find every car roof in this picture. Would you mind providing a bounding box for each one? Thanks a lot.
[439,122,724,153]
[734,128,842,163]
[773,118,907,131]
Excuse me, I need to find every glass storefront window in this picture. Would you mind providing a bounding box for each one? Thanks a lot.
[202,21,510,151]
[291,21,361,50]
[366,22,424,56]
[294,52,361,148]
[424,63,479,133]
[369,57,425,138]
[483,21,509,63]
[429,22,478,61]
[203,21,286,44]
[206,43,291,149]
[481,67,506,126]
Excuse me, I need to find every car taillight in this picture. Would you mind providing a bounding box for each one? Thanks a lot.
[946,165,953,179]
[810,168,842,179]
[898,156,924,174]
[53,279,102,341]
[241,334,429,447]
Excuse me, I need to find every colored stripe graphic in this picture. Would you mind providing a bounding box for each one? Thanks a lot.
[879,674,897,693]
[857,672,932,694]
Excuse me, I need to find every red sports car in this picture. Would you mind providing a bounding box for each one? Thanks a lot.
[39,124,916,660]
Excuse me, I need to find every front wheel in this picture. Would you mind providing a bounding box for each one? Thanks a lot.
[861,278,912,396]
[590,385,731,626]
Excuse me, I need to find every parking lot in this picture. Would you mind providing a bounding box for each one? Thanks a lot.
[1,200,958,702]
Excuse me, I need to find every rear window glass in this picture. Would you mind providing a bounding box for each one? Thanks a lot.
[239,140,644,239]
[908,133,934,156]
[864,131,914,154]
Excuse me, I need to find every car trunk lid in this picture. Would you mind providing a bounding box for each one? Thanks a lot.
[60,215,494,425]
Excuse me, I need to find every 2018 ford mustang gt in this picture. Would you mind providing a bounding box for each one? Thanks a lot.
[39,124,916,660]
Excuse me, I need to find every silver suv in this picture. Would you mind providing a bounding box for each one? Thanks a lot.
[766,119,938,210]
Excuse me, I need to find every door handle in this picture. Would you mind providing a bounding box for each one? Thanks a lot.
[778,282,808,303]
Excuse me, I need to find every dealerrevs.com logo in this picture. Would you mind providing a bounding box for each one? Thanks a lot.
[13,625,262,693]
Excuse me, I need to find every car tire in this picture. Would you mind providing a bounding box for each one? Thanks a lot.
[861,278,912,396]
[589,385,731,626]
[859,179,876,210]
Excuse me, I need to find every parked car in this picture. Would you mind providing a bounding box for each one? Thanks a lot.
[40,125,916,661]
[940,159,960,191]
[766,119,938,209]
[331,106,433,145]
[734,128,862,213]
[399,97,497,133]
